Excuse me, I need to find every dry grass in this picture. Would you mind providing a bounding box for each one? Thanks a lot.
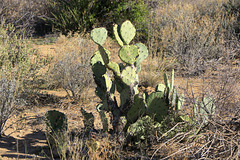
[47,33,96,101]
[147,0,238,75]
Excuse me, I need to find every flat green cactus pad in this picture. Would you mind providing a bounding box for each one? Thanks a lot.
[108,62,120,77]
[155,84,166,93]
[45,110,67,132]
[103,74,112,92]
[146,92,169,122]
[135,43,148,63]
[90,51,104,66]
[92,62,106,78]
[127,95,146,123]
[120,20,136,45]
[96,104,109,132]
[99,46,111,65]
[121,66,137,86]
[120,88,130,107]
[95,86,106,101]
[91,27,107,45]
[113,24,124,47]
[119,45,139,65]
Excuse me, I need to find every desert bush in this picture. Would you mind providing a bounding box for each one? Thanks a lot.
[147,0,238,75]
[48,34,95,100]
[45,0,149,40]
[0,20,49,136]
[0,0,51,36]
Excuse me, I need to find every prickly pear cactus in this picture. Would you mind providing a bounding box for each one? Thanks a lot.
[45,110,67,132]
[81,108,95,131]
[90,20,149,137]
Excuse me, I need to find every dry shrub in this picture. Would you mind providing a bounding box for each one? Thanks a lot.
[148,0,238,75]
[48,33,96,101]
[0,0,51,36]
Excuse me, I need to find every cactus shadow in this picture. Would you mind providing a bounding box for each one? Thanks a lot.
[0,130,49,159]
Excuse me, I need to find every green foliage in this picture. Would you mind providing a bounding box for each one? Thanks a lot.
[46,0,149,39]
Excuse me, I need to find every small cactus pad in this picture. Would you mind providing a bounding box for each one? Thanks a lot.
[81,108,95,130]
[127,95,147,123]
[146,92,168,122]
[119,45,139,65]
[164,73,170,89]
[91,27,108,45]
[120,88,130,107]
[113,24,124,47]
[171,87,177,107]
[95,86,106,101]
[99,46,111,65]
[107,62,120,77]
[91,62,106,78]
[176,94,184,111]
[170,69,174,92]
[120,20,136,45]
[90,51,104,66]
[121,66,137,86]
[135,43,148,63]
[155,84,166,93]
[103,74,112,92]
[45,110,67,132]
[97,104,109,132]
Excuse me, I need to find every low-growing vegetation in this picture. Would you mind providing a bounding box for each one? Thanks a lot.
[0,0,239,159]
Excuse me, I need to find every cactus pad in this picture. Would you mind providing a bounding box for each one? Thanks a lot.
[120,20,136,45]
[155,84,166,93]
[107,62,120,77]
[45,110,67,132]
[119,45,139,65]
[135,43,148,63]
[121,66,137,86]
[113,24,124,47]
[146,92,169,122]
[103,74,112,92]
[91,27,107,45]
[99,46,111,65]
[127,95,146,123]
[97,104,109,132]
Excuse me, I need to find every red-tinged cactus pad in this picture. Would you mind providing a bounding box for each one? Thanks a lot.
[91,27,108,45]
[119,45,139,65]
[120,20,136,45]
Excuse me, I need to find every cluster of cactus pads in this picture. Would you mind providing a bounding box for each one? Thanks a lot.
[43,20,217,146]
[90,20,184,137]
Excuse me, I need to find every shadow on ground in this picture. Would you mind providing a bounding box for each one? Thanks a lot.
[0,130,50,159]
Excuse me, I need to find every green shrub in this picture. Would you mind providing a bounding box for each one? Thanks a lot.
[46,0,149,40]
